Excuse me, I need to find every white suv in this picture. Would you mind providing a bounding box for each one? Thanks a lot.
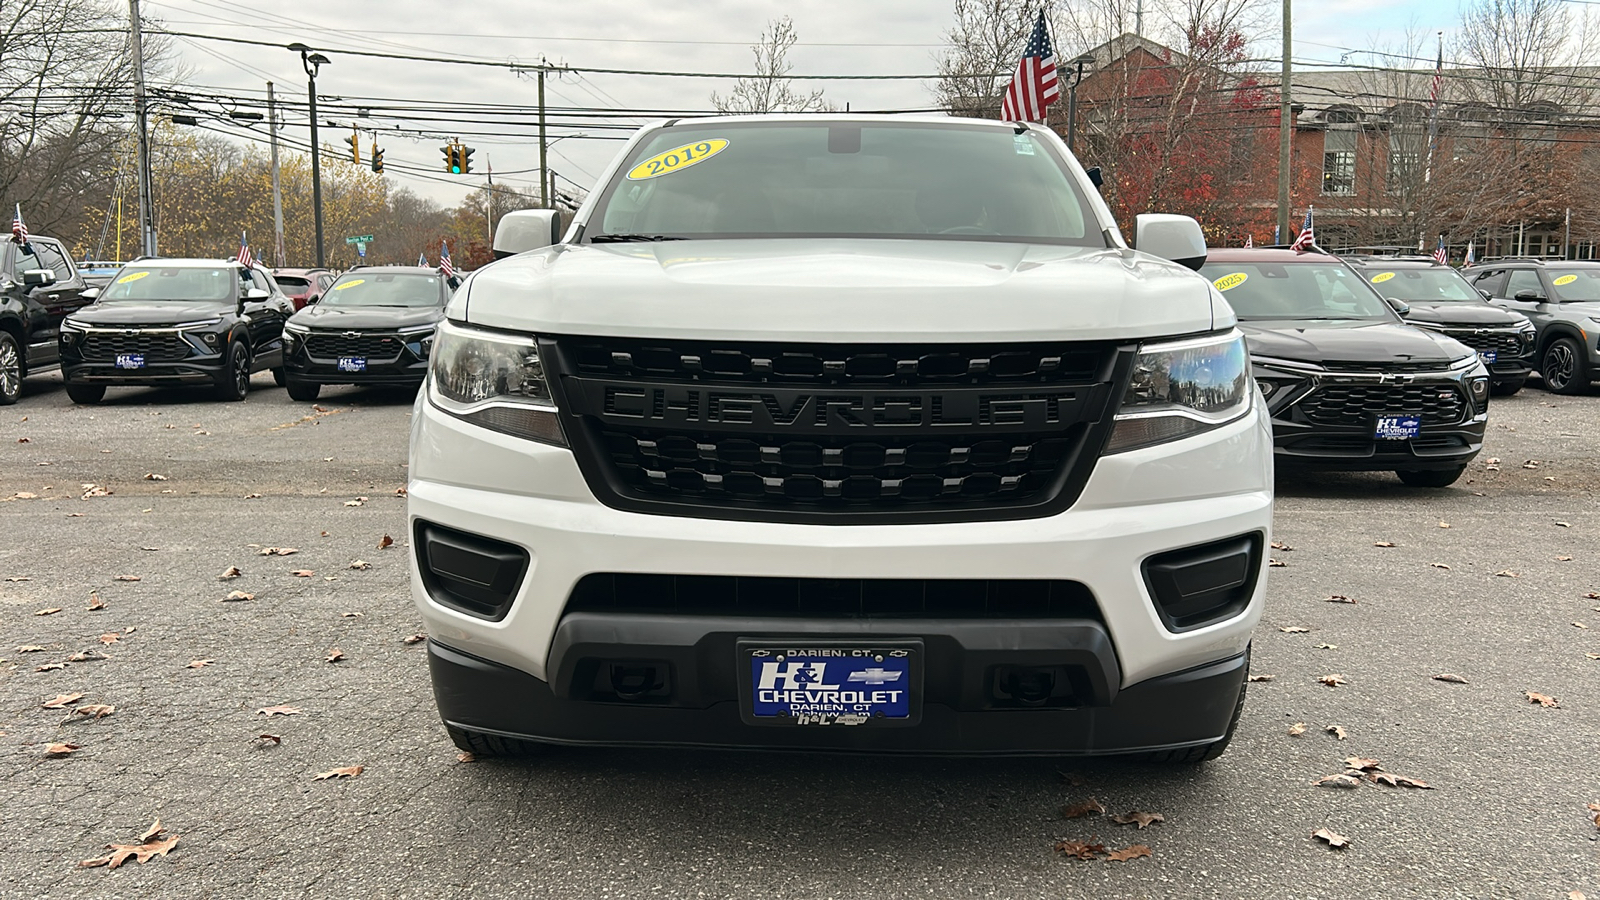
[408,115,1272,761]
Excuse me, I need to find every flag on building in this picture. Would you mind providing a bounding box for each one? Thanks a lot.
[1000,11,1060,123]
[236,232,253,267]
[1464,241,1475,267]
[417,252,428,267]
[439,240,455,279]
[1244,233,1254,248]
[11,204,27,245]
[1289,207,1315,251]
[1432,235,1448,265]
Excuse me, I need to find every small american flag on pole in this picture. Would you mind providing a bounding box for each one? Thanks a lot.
[1464,241,1475,267]
[417,252,428,267]
[1244,233,1254,248]
[439,240,455,279]
[235,232,253,267]
[1289,207,1315,251]
[1432,235,1448,265]
[11,204,27,244]
[1000,11,1060,123]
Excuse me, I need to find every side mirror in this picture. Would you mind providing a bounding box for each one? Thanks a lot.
[1477,288,1491,300]
[493,209,564,259]
[1384,297,1411,317]
[305,294,319,305]
[21,268,56,288]
[1133,214,1207,271]
[1513,289,1542,302]
[244,287,270,301]
[82,286,101,300]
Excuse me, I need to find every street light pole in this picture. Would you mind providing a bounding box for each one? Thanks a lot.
[292,44,330,268]
[1065,54,1095,155]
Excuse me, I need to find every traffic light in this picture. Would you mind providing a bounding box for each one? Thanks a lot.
[344,131,360,165]
[443,143,462,174]
[459,145,474,174]
[371,146,384,175]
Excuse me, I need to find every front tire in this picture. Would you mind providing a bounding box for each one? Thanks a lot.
[446,725,544,759]
[285,378,321,402]
[1396,466,1466,488]
[0,330,21,405]
[1540,336,1591,395]
[65,383,106,405]
[213,342,251,402]
[272,366,288,387]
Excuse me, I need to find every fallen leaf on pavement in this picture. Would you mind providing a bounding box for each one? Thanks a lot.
[1429,562,1451,570]
[67,650,110,662]
[42,693,85,709]
[377,534,394,549]
[1271,540,1293,551]
[1494,570,1519,578]
[1061,798,1105,819]
[113,575,141,582]
[1433,673,1469,684]
[343,499,364,507]
[1557,521,1572,528]
[402,632,426,644]
[1586,653,1600,661]
[348,560,371,570]
[1315,643,1338,650]
[1108,811,1164,829]
[1373,541,1396,548]
[1369,772,1432,789]
[1344,756,1382,771]
[87,593,105,611]
[1288,722,1307,736]
[1053,839,1106,860]
[1247,674,1275,682]
[73,704,114,719]
[243,493,263,499]
[257,705,301,717]
[1324,595,1356,604]
[314,765,363,780]
[1318,674,1347,687]
[1312,828,1350,849]
[44,742,82,758]
[1326,725,1348,740]
[1573,622,1588,629]
[255,734,281,746]
[34,607,61,616]
[325,647,345,663]
[395,486,408,496]
[1568,892,1585,900]
[258,547,298,556]
[1105,844,1153,862]
[222,590,255,602]
[35,662,66,672]
[456,751,475,762]
[340,611,363,618]
[219,566,242,579]
[1438,522,1450,528]
[78,822,178,869]
[143,473,167,481]
[1279,625,1310,633]
[80,485,110,499]
[1555,556,1572,561]
[1314,773,1363,789]
[1269,558,1286,567]
[98,634,119,646]
[186,659,213,669]
[291,570,314,577]
[1526,691,1559,708]
[17,645,45,653]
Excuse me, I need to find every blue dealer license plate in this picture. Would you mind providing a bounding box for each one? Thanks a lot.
[115,353,145,369]
[1479,350,1497,364]
[741,642,920,726]
[1374,414,1421,440]
[337,356,366,372]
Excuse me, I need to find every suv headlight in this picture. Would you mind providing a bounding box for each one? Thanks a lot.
[1106,330,1251,453]
[399,322,437,358]
[428,319,564,446]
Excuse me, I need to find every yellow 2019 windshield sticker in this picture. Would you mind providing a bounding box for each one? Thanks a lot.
[626,139,729,180]
[333,279,365,290]
[1370,272,1396,284]
[1212,272,1248,292]
[1553,274,1578,286]
[116,271,150,284]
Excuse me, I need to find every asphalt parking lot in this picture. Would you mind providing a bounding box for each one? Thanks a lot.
[2,373,1597,899]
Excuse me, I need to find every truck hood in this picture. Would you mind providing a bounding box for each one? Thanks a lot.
[456,239,1222,343]
[69,300,232,326]
[1240,319,1472,367]
[1401,303,1524,327]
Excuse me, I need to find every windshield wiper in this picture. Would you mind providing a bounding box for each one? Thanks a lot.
[588,233,688,243]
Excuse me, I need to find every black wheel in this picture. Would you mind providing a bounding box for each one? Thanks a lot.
[65,383,105,405]
[0,330,21,405]
[272,366,288,387]
[1540,336,1591,395]
[285,378,321,402]
[446,725,544,758]
[1490,378,1525,397]
[1396,466,1466,488]
[1137,648,1248,764]
[213,342,250,401]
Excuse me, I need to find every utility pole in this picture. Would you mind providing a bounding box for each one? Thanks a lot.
[292,45,330,268]
[538,65,548,208]
[268,81,286,267]
[129,0,157,256]
[1276,0,1292,243]
[1135,0,1144,37]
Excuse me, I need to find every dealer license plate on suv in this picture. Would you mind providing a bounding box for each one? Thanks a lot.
[1479,350,1497,364]
[740,642,921,727]
[1374,414,1421,440]
[337,356,366,372]
[114,353,145,369]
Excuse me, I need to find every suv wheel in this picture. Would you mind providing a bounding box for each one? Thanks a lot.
[214,342,251,401]
[285,378,321,402]
[1490,378,1525,397]
[446,725,544,759]
[1540,336,1591,395]
[1396,466,1466,488]
[65,383,106,405]
[272,366,288,387]
[0,331,21,405]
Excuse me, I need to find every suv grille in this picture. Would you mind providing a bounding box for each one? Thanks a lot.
[1298,383,1467,426]
[549,337,1130,524]
[1436,328,1521,357]
[80,332,190,361]
[304,332,402,361]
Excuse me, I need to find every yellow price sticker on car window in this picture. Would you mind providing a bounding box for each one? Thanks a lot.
[333,279,365,290]
[115,271,150,284]
[1553,274,1578,286]
[1212,272,1248,292]
[1370,272,1396,284]
[626,139,729,180]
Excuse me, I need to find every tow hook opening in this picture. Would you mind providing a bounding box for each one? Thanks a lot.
[990,665,1083,708]
[609,663,665,701]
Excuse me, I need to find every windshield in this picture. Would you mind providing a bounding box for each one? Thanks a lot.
[321,272,443,307]
[1545,268,1600,302]
[1201,262,1394,320]
[1356,267,1482,303]
[99,266,234,302]
[586,122,1098,245]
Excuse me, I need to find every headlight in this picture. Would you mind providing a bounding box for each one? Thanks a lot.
[284,322,310,335]
[428,319,564,446]
[399,323,437,358]
[62,318,87,333]
[1448,354,1479,372]
[174,317,222,329]
[1105,330,1251,454]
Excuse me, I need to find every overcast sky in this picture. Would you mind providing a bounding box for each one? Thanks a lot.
[145,0,1461,209]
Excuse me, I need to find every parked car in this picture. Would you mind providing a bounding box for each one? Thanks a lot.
[1201,248,1489,487]
[408,115,1274,762]
[1464,258,1600,394]
[77,260,126,290]
[0,234,91,404]
[1340,255,1537,395]
[280,265,448,401]
[59,258,292,403]
[271,267,336,311]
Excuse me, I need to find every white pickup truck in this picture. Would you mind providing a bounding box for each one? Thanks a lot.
[407,114,1272,761]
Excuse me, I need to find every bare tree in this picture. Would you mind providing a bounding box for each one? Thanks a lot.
[932,0,1051,118]
[710,17,829,114]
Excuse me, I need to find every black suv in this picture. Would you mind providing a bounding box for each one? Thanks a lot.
[0,235,91,404]
[1465,258,1600,394]
[280,266,449,401]
[1342,255,1537,395]
[59,259,293,403]
[1202,248,1490,487]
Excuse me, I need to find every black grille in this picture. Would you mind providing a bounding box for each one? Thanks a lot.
[1437,329,1522,356]
[549,336,1129,524]
[567,573,1100,619]
[80,331,190,361]
[1297,383,1466,426]
[304,331,402,360]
